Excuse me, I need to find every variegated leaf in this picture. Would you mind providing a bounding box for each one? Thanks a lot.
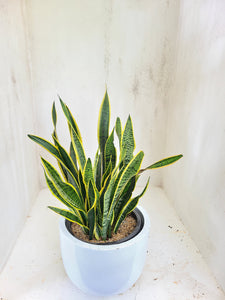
[139,154,183,173]
[121,115,135,166]
[115,117,122,148]
[48,206,87,229]
[105,129,116,171]
[98,90,110,174]
[41,158,85,212]
[70,126,86,170]
[114,177,150,233]
[59,96,82,141]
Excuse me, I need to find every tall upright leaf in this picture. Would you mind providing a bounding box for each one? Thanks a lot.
[70,142,78,169]
[70,126,86,170]
[115,117,122,148]
[113,175,136,221]
[59,96,82,141]
[105,129,116,171]
[83,158,94,185]
[52,136,78,180]
[98,90,110,175]
[93,150,101,191]
[52,101,57,128]
[114,178,149,233]
[102,151,144,238]
[121,115,135,166]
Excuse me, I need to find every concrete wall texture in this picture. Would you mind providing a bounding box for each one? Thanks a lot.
[163,0,225,291]
[0,0,225,292]
[0,0,39,271]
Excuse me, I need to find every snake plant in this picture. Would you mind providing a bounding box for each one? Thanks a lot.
[28,91,182,240]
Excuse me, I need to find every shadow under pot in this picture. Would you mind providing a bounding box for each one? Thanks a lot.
[59,206,150,296]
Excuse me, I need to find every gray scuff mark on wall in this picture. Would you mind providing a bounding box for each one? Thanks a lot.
[132,74,140,102]
[156,38,170,99]
[148,66,155,83]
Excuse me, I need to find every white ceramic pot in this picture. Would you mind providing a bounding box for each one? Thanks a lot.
[59,206,150,296]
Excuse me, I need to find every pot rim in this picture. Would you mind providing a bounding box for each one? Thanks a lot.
[65,207,143,245]
[59,205,150,251]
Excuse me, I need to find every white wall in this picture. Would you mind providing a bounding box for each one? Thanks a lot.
[163,0,225,291]
[0,1,39,270]
[26,0,179,187]
[2,0,225,293]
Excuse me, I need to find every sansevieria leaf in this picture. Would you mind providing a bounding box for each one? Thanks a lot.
[41,158,85,212]
[59,96,82,141]
[115,117,122,148]
[44,170,76,211]
[93,150,101,191]
[105,129,116,171]
[101,172,117,239]
[139,154,183,173]
[98,90,110,174]
[52,101,57,128]
[52,136,78,179]
[70,126,86,170]
[113,175,136,221]
[114,177,150,233]
[87,180,98,239]
[83,158,94,185]
[102,151,144,238]
[70,142,78,170]
[111,151,144,209]
[27,135,68,181]
[121,115,135,166]
[48,206,87,228]
[27,135,60,158]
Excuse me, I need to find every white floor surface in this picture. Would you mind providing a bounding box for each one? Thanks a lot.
[0,187,224,300]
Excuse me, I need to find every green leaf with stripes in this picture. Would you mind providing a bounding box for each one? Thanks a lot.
[114,177,150,233]
[101,172,117,240]
[98,90,110,174]
[87,206,96,240]
[70,142,78,170]
[111,151,144,209]
[78,170,86,204]
[88,180,96,209]
[41,158,85,212]
[93,150,101,191]
[121,115,135,166]
[113,175,136,221]
[115,117,122,148]
[27,135,60,158]
[48,206,87,228]
[52,101,57,128]
[87,180,98,239]
[44,170,75,211]
[52,136,78,180]
[102,151,144,238]
[105,129,116,171]
[70,126,86,170]
[101,160,112,188]
[83,158,94,185]
[59,96,82,141]
[139,154,183,173]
